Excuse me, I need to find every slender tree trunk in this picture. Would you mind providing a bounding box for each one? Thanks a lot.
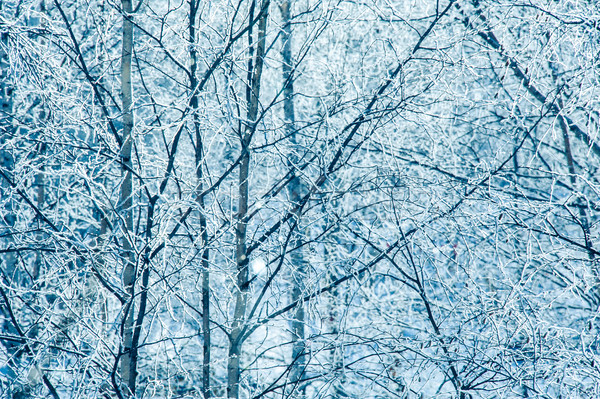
[189,0,212,397]
[0,9,21,397]
[328,280,345,399]
[557,112,597,291]
[320,209,354,398]
[119,0,136,395]
[548,57,598,303]
[93,207,109,327]
[33,142,46,280]
[281,1,306,395]
[33,0,48,281]
[228,3,268,398]
[0,6,16,277]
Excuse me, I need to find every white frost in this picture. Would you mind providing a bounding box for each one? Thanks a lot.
[251,257,267,274]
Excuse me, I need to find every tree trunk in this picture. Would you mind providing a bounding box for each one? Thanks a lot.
[0,10,21,398]
[281,1,306,396]
[0,5,16,278]
[228,3,268,398]
[189,0,212,397]
[119,0,136,395]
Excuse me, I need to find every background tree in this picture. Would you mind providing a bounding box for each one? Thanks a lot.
[1,0,600,398]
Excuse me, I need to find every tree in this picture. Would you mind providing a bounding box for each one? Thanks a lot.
[1,0,600,398]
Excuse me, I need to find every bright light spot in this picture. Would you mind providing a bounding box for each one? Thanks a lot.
[251,257,267,274]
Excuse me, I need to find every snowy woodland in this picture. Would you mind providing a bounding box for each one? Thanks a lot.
[1,0,600,398]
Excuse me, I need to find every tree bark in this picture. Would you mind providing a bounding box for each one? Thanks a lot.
[189,0,212,397]
[228,3,268,398]
[119,0,136,395]
[0,10,21,398]
[281,1,306,396]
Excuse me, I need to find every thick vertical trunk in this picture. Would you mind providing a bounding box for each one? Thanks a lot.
[229,140,251,398]
[119,0,136,395]
[281,1,306,395]
[189,0,212,397]
[228,3,268,398]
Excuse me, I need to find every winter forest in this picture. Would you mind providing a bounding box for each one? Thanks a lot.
[1,0,600,398]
